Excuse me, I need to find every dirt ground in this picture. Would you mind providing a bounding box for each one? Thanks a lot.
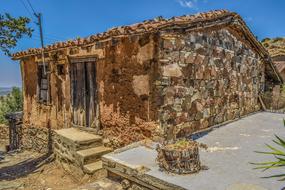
[0,149,121,190]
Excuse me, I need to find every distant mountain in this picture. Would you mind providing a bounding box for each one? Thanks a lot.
[0,87,12,97]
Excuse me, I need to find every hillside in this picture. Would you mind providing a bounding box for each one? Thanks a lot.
[0,87,12,97]
[262,37,285,57]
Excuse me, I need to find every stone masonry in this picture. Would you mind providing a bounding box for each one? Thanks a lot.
[157,29,265,139]
[54,128,112,178]
[0,124,9,141]
[21,125,53,153]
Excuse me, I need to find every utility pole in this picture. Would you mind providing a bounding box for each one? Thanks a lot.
[35,13,46,74]
[37,13,44,50]
[34,12,49,103]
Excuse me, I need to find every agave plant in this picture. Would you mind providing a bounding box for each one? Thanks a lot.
[251,135,285,181]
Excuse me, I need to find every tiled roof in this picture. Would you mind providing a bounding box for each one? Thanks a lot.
[12,10,265,59]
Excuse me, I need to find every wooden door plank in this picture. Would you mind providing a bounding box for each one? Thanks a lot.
[70,62,86,127]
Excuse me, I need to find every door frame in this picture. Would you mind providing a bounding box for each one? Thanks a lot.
[69,56,98,128]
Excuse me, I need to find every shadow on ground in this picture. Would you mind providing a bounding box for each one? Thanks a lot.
[0,153,53,181]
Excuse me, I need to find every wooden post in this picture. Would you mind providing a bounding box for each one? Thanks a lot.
[5,112,23,151]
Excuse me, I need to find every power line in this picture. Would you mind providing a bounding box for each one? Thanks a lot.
[20,0,34,18]
[32,34,61,42]
[33,33,60,41]
[26,36,54,42]
[44,33,68,41]
[20,0,67,42]
[26,0,37,16]
[22,0,47,75]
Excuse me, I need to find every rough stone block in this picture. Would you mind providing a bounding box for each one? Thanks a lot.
[162,63,183,77]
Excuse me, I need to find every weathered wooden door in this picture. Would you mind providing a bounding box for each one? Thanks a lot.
[70,59,97,128]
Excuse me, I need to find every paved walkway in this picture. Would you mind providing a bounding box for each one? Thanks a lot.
[193,112,285,190]
[104,112,285,190]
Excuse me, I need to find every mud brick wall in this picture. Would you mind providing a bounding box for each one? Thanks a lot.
[97,34,160,146]
[21,56,71,131]
[20,33,162,149]
[157,28,265,139]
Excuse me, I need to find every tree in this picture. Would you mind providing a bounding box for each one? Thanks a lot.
[0,13,33,56]
[0,87,23,124]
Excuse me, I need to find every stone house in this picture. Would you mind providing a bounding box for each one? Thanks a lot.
[12,10,281,152]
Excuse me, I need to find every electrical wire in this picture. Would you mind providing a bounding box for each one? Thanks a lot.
[20,0,68,47]
[19,0,34,18]
[33,34,62,41]
[44,33,68,41]
[25,0,37,16]
[20,0,68,42]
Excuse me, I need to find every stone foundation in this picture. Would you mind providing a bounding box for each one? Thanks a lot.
[0,124,9,141]
[54,128,111,179]
[0,124,9,149]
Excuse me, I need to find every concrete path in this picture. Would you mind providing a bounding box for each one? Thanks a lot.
[192,112,285,190]
[104,112,285,190]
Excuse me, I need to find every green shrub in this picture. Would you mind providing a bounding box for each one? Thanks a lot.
[252,134,285,181]
[261,38,271,43]
[0,87,23,124]
[272,37,284,43]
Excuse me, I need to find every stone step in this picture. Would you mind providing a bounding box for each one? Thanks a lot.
[76,146,113,165]
[83,160,103,174]
[55,128,102,151]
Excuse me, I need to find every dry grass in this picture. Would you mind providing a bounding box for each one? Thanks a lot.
[261,37,285,57]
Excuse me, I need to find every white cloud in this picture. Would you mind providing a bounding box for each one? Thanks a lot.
[177,0,206,9]
[177,0,195,8]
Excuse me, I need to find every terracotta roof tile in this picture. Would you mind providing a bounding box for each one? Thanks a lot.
[12,10,260,59]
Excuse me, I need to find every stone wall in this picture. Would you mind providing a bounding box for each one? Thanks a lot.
[20,125,53,153]
[0,123,53,153]
[157,28,265,139]
[53,132,84,177]
[0,124,9,141]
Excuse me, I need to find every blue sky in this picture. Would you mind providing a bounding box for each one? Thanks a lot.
[0,0,284,87]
